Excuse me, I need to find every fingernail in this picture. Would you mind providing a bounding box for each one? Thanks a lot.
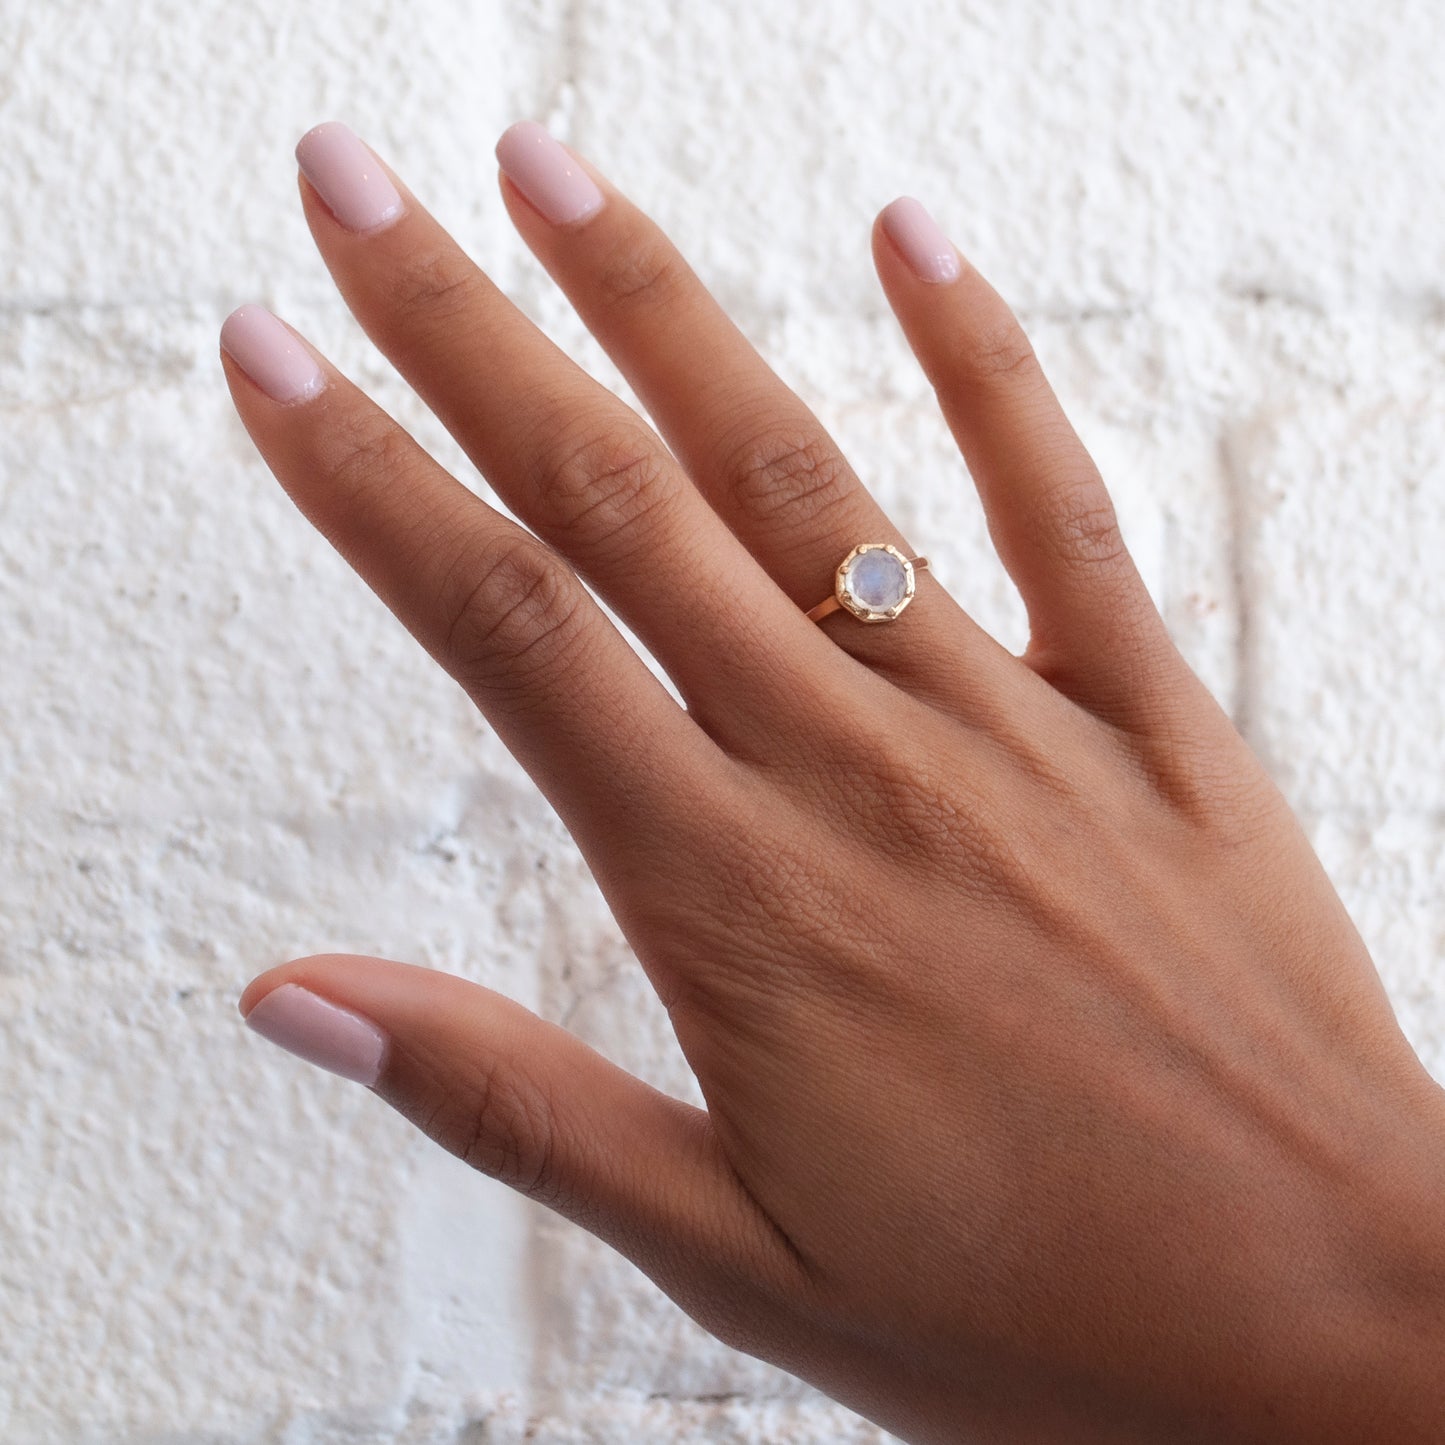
[295,120,404,234]
[220,304,326,403]
[495,120,605,226]
[243,982,388,1086]
[880,196,961,285]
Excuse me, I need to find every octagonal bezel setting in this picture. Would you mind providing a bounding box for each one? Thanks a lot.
[834,542,917,623]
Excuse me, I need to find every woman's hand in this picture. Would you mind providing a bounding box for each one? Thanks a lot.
[222,121,1445,1444]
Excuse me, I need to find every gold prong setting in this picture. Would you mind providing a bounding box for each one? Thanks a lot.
[835,542,917,623]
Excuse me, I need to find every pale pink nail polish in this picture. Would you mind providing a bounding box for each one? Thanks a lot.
[495,120,604,226]
[880,196,961,285]
[243,983,388,1086]
[295,120,405,233]
[220,304,326,403]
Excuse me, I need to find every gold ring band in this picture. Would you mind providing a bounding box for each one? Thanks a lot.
[806,542,930,625]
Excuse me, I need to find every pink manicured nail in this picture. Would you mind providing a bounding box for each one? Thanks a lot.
[220,304,326,403]
[295,120,404,233]
[880,196,961,284]
[495,120,604,226]
[243,983,388,1085]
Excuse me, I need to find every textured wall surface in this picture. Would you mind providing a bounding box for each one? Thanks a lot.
[2,1,1442,1441]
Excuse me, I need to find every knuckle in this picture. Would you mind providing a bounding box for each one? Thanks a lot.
[439,530,590,693]
[325,410,420,501]
[949,309,1040,390]
[428,1063,560,1205]
[529,425,678,558]
[591,230,687,311]
[1038,476,1131,572]
[725,426,857,534]
[387,241,485,329]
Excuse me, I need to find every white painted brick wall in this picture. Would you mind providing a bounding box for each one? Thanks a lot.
[3,2,1441,1441]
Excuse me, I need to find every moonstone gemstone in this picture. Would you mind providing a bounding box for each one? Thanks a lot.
[842,548,909,612]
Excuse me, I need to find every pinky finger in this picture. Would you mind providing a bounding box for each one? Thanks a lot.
[872,198,1181,726]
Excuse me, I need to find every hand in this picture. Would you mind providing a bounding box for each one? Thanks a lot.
[222,121,1445,1443]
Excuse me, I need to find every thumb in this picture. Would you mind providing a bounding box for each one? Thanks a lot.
[237,954,803,1332]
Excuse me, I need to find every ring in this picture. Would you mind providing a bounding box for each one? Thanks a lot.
[805,542,931,624]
